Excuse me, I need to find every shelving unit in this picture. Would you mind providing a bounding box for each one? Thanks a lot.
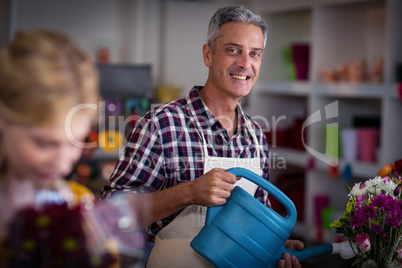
[245,0,402,249]
[77,64,153,195]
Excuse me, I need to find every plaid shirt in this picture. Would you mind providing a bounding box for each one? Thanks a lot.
[100,86,270,240]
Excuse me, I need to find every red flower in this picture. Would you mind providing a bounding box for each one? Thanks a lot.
[395,159,402,174]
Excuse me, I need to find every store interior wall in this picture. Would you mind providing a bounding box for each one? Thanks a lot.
[9,0,244,94]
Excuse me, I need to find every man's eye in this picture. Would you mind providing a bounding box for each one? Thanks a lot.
[251,51,262,57]
[227,48,239,54]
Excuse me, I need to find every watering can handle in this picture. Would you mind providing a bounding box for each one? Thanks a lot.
[205,168,297,227]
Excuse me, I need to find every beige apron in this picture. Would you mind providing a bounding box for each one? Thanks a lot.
[146,120,261,268]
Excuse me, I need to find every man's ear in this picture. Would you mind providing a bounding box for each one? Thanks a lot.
[202,43,213,67]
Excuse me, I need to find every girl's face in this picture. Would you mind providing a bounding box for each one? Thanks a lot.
[0,112,93,188]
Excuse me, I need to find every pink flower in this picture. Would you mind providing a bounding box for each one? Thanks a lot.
[397,247,402,259]
[356,195,365,208]
[355,233,371,252]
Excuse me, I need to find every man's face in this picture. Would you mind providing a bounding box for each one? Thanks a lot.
[204,22,264,99]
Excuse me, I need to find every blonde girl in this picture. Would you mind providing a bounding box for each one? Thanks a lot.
[0,29,100,240]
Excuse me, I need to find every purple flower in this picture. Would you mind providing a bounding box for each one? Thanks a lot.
[385,215,401,228]
[385,200,400,216]
[394,185,401,197]
[372,193,392,210]
[350,217,365,229]
[362,205,377,220]
[392,169,400,178]
[371,224,383,234]
[350,208,370,229]
[372,194,402,216]
[397,201,402,217]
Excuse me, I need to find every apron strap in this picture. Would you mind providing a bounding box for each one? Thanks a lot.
[189,103,260,161]
[188,108,210,158]
[245,120,260,159]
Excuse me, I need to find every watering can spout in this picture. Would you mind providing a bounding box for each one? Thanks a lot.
[269,241,357,267]
[272,240,357,267]
[274,243,333,265]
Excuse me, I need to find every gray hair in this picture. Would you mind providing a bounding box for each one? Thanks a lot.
[207,5,268,53]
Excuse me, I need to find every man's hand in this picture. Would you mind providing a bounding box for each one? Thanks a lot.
[278,239,304,268]
[190,168,237,207]
[129,168,237,229]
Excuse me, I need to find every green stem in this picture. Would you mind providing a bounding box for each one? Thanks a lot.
[348,238,358,257]
[386,227,393,261]
[376,230,380,264]
[386,229,401,263]
[368,219,376,262]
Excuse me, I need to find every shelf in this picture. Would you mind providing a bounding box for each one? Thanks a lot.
[90,148,121,161]
[270,147,308,167]
[255,82,400,99]
[271,147,382,178]
[312,156,382,179]
[260,9,311,81]
[249,0,402,246]
[255,81,311,96]
[312,0,386,83]
[314,83,398,99]
[348,161,382,178]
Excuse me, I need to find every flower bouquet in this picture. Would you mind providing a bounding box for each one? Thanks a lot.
[330,160,402,267]
[0,193,146,268]
[1,202,118,268]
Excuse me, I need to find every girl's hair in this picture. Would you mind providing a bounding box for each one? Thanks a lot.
[0,29,100,173]
[206,5,268,53]
[0,29,99,125]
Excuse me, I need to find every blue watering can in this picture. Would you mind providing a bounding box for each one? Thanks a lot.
[191,168,355,267]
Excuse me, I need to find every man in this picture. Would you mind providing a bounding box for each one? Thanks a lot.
[101,5,303,268]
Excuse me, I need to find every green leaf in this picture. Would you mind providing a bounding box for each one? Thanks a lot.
[345,184,352,195]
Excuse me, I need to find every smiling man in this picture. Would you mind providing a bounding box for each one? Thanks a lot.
[101,5,303,268]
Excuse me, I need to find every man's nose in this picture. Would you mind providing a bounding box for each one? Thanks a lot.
[237,53,251,70]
